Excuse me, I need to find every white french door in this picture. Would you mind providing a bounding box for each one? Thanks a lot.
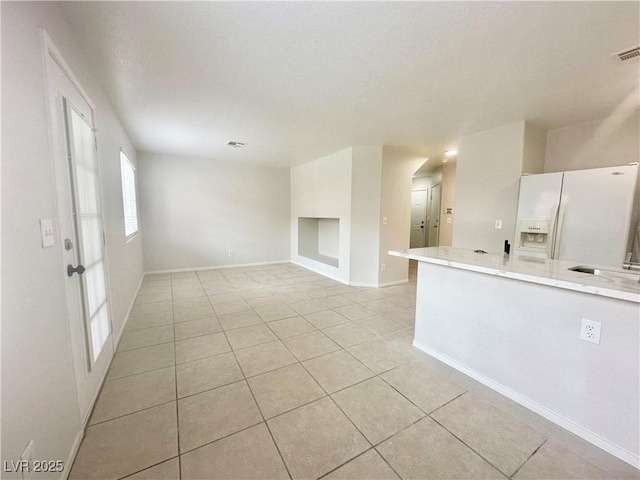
[64,100,112,365]
[45,44,113,424]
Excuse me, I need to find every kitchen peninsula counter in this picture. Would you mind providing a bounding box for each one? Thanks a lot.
[388,247,640,468]
[389,247,640,303]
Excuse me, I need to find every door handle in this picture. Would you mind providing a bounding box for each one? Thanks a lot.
[67,264,86,277]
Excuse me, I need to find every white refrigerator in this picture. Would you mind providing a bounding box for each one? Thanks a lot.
[514,164,638,268]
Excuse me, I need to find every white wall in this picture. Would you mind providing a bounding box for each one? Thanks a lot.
[411,163,457,247]
[379,147,426,285]
[522,121,547,175]
[1,2,144,476]
[453,115,638,255]
[138,152,290,272]
[412,170,442,191]
[544,112,640,259]
[291,145,419,287]
[439,161,457,246]
[290,148,353,282]
[317,218,340,258]
[453,121,527,253]
[544,112,639,173]
[350,146,383,286]
[414,261,639,465]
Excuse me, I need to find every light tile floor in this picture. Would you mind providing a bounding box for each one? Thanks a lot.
[70,262,638,479]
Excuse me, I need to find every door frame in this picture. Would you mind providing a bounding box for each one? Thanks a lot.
[42,30,115,425]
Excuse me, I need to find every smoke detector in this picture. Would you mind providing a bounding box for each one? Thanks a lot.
[612,46,640,62]
[226,141,246,148]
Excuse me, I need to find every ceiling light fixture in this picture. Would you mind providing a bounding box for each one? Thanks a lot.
[445,150,457,156]
[226,141,246,148]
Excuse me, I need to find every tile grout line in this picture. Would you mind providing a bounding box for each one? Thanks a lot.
[274,334,371,477]
[116,337,175,354]
[374,365,452,418]
[315,447,384,480]
[426,390,468,416]
[429,414,513,478]
[89,398,177,427]
[105,359,176,383]
[115,455,180,480]
[81,264,422,479]
[211,290,295,480]
[274,334,385,479]
[508,439,547,479]
[172,275,183,479]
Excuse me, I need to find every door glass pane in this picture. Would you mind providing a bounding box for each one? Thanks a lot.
[90,304,109,362]
[68,105,110,364]
[72,109,97,170]
[76,166,99,215]
[80,217,102,267]
[85,261,107,317]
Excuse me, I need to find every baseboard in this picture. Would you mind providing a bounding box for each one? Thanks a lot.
[62,428,84,479]
[292,264,409,289]
[290,260,349,285]
[113,274,144,349]
[348,279,408,288]
[378,278,409,288]
[348,281,378,287]
[144,260,289,275]
[412,340,640,469]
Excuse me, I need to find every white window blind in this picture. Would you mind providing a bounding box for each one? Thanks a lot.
[120,151,138,237]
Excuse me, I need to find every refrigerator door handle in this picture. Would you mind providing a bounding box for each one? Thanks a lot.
[549,203,560,259]
[554,202,567,260]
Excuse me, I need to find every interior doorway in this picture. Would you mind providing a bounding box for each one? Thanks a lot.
[410,189,428,248]
[428,183,442,247]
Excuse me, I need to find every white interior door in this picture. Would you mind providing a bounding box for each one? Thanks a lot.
[46,50,113,424]
[410,189,428,248]
[428,183,442,247]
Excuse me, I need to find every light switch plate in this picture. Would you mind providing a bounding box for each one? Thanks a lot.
[494,219,503,229]
[40,219,55,248]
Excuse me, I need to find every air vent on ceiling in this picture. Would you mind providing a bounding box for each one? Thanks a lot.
[613,46,640,62]
[226,141,246,148]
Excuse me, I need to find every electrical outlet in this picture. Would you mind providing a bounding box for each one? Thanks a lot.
[227,250,234,257]
[580,319,601,344]
[380,263,386,272]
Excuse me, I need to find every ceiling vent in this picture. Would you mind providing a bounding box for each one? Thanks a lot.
[613,46,640,62]
[226,141,246,148]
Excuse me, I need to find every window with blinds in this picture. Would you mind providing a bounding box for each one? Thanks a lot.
[120,151,138,238]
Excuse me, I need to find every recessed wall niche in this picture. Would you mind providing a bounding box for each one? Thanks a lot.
[297,217,339,267]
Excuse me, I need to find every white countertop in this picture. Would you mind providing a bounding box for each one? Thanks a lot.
[389,247,640,303]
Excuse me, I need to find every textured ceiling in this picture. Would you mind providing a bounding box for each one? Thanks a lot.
[61,1,639,168]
